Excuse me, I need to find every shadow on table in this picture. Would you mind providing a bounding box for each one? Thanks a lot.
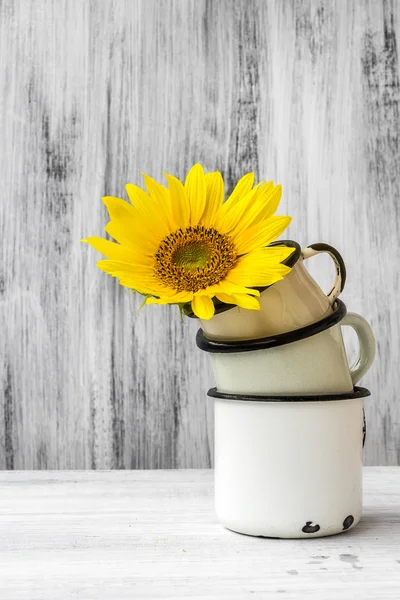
[346,511,400,537]
[219,510,400,541]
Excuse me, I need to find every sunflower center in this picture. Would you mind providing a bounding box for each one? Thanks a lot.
[154,226,237,293]
[173,242,211,270]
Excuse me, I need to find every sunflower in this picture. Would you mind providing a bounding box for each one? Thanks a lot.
[81,164,294,320]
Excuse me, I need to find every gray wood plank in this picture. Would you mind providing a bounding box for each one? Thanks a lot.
[0,468,399,599]
[0,0,399,468]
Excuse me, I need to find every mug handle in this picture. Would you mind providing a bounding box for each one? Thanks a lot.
[301,243,347,303]
[340,312,376,385]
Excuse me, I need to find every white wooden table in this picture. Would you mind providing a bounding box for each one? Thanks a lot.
[0,468,399,599]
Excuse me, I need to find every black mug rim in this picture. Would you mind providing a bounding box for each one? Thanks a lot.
[196,298,347,353]
[184,240,302,318]
[207,385,371,403]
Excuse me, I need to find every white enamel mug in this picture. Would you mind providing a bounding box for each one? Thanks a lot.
[198,241,346,341]
[197,300,376,395]
[209,386,371,539]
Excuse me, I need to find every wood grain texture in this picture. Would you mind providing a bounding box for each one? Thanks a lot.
[0,0,399,468]
[0,468,400,599]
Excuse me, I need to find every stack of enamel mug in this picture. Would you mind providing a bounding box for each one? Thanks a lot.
[195,241,376,539]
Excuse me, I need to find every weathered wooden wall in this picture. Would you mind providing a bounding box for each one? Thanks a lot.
[0,0,399,469]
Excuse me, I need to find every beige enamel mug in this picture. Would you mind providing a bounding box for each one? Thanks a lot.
[196,300,376,395]
[197,241,346,341]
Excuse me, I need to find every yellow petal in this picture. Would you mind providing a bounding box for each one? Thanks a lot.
[224,172,255,209]
[145,291,194,305]
[220,182,276,237]
[142,174,169,203]
[97,259,153,276]
[102,196,161,250]
[214,186,260,234]
[104,221,155,254]
[164,172,190,229]
[185,164,206,226]
[234,217,293,255]
[96,269,146,292]
[142,174,177,231]
[200,280,260,297]
[250,184,283,225]
[104,221,132,249]
[125,184,171,241]
[142,177,171,220]
[125,183,150,207]
[201,171,224,227]
[226,267,289,288]
[81,237,138,261]
[102,195,135,221]
[215,293,260,311]
[96,259,160,292]
[226,249,292,287]
[235,247,294,265]
[96,260,192,299]
[191,294,215,319]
